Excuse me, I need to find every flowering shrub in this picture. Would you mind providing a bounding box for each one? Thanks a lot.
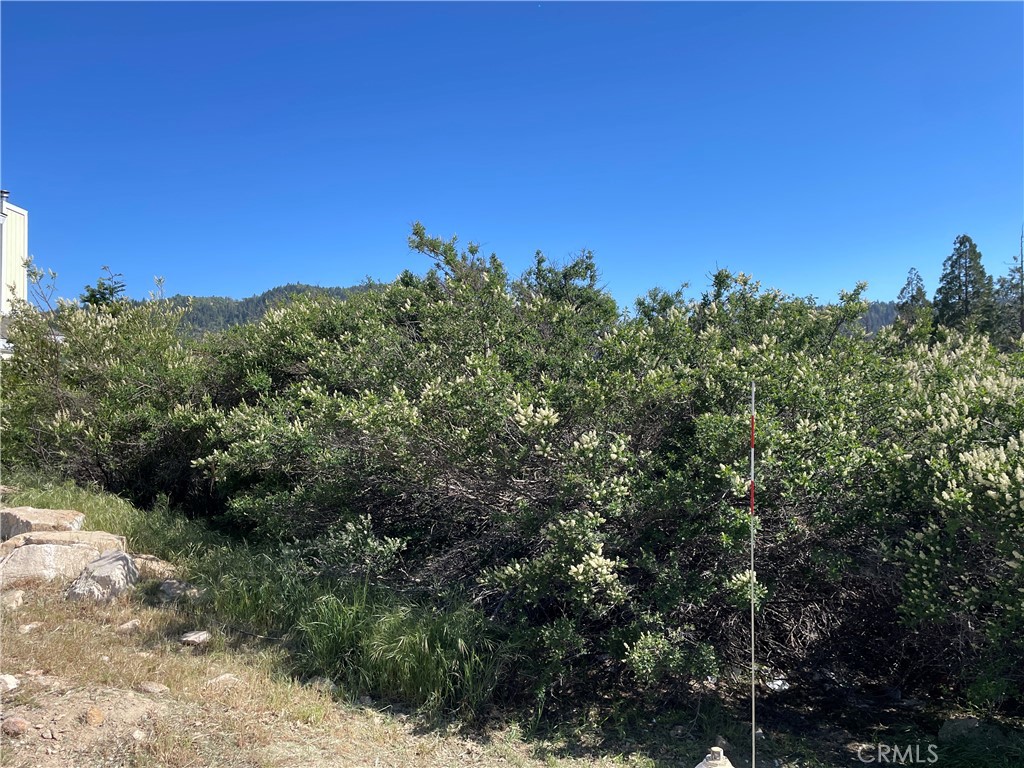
[4,227,1023,713]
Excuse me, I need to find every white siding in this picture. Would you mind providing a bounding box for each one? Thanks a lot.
[1,202,28,315]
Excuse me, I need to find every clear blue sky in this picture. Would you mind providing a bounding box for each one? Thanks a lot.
[2,2,1021,308]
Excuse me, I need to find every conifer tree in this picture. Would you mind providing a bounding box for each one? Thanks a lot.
[995,228,1024,344]
[895,267,932,338]
[933,235,995,333]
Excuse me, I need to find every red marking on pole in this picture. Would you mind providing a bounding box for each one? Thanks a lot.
[750,410,756,517]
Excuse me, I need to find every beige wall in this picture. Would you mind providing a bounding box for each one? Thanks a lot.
[1,201,28,315]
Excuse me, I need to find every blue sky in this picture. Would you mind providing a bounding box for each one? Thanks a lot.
[2,2,1021,308]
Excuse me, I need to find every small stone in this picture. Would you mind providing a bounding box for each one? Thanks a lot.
[766,677,790,692]
[180,630,211,646]
[205,673,241,687]
[81,707,105,727]
[1,589,24,610]
[0,674,19,692]
[17,622,41,634]
[41,728,53,740]
[132,729,146,742]
[137,681,169,695]
[99,655,110,662]
[116,619,142,634]
[2,717,30,737]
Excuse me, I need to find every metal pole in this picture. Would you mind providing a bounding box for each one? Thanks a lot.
[750,381,756,768]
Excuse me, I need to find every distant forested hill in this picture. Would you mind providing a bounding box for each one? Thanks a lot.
[859,300,898,334]
[169,284,901,336]
[165,283,369,334]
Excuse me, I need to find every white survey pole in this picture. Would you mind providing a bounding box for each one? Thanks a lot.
[749,381,757,768]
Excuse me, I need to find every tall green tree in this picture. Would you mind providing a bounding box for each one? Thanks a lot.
[933,234,996,334]
[895,267,932,341]
[994,228,1024,346]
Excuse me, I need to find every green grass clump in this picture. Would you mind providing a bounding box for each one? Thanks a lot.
[298,587,502,716]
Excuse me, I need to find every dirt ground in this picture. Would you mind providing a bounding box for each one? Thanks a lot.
[0,580,660,768]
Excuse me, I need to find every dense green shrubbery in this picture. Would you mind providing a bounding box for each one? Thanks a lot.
[3,226,1022,715]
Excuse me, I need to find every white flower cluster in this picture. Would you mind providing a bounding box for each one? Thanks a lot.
[507,392,560,431]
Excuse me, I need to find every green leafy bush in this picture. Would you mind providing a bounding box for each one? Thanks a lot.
[4,227,1023,715]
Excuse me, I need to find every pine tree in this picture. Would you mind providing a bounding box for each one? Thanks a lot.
[896,268,929,315]
[992,228,1024,348]
[895,267,932,339]
[933,235,995,334]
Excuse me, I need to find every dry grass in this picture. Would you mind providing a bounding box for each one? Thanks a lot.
[0,580,659,768]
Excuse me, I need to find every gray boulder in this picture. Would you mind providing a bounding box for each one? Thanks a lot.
[0,530,125,557]
[66,551,140,602]
[0,542,101,583]
[0,506,85,540]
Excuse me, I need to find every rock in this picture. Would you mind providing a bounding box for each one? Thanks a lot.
[1,589,24,610]
[0,530,125,557]
[17,622,41,634]
[136,681,169,695]
[766,677,790,692]
[0,506,84,540]
[66,551,139,602]
[2,717,30,737]
[116,618,142,634]
[694,746,735,768]
[81,707,105,727]
[41,728,54,740]
[205,673,241,687]
[0,674,19,692]
[181,630,211,646]
[132,729,146,742]
[132,554,177,581]
[158,579,203,603]
[0,543,98,583]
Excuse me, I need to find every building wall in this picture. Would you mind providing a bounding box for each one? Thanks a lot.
[1,201,29,315]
